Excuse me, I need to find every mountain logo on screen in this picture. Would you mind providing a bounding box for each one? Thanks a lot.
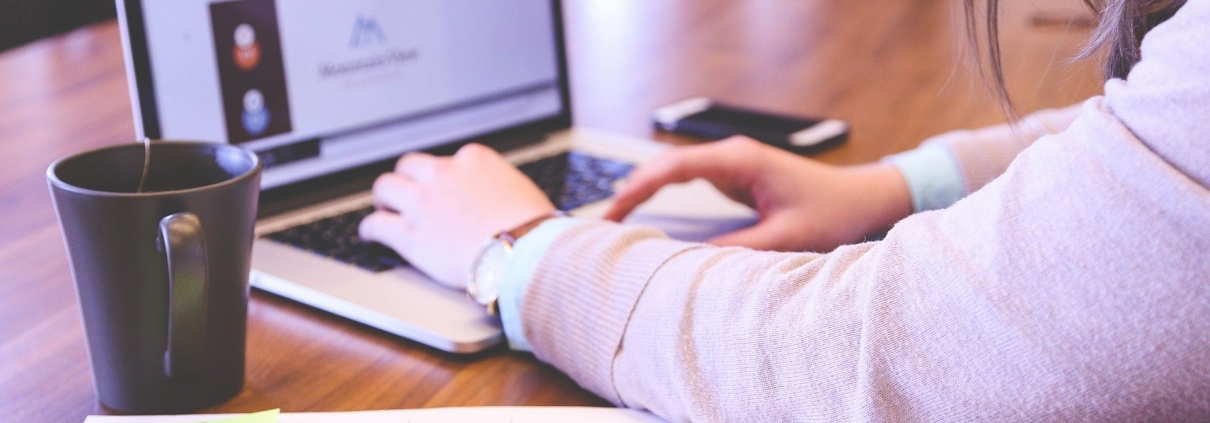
[232,23,262,71]
[350,15,386,48]
[241,89,270,135]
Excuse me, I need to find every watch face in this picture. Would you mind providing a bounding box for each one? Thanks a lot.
[470,239,510,305]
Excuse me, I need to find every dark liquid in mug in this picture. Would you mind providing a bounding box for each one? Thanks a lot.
[53,142,255,194]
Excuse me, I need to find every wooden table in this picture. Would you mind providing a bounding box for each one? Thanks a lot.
[0,1,1102,421]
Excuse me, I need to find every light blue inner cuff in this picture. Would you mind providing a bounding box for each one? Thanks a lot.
[498,217,586,352]
[882,144,967,213]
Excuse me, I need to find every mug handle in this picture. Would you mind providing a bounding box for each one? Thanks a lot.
[158,213,209,380]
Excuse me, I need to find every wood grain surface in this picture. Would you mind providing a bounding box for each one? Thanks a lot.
[0,1,1102,421]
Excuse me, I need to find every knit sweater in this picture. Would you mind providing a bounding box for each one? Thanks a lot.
[885,104,1082,212]
[515,0,1210,420]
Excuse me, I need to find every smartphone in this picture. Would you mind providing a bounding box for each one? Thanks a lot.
[653,97,849,154]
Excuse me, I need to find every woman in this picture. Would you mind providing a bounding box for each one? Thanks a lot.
[361,0,1208,420]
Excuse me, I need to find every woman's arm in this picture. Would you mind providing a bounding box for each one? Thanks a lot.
[522,101,1210,419]
[602,105,1082,255]
[520,2,1210,418]
[935,105,1082,194]
[884,104,1081,212]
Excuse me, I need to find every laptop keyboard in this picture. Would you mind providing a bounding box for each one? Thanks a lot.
[264,206,405,272]
[520,151,635,211]
[264,152,633,273]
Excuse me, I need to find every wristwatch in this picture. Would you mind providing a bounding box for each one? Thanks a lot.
[467,211,565,315]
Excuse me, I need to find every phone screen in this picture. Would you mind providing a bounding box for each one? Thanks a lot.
[654,99,849,154]
[688,105,823,134]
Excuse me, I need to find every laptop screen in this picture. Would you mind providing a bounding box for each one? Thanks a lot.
[119,0,568,189]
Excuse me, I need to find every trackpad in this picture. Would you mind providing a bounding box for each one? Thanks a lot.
[625,179,758,242]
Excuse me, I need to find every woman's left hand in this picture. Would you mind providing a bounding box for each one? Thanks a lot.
[359,143,556,289]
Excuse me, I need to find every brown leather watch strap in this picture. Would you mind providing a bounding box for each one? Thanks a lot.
[499,211,568,244]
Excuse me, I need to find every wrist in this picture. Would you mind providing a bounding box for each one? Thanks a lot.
[467,211,567,314]
[881,144,967,212]
[496,216,585,351]
[503,210,566,243]
[851,163,914,233]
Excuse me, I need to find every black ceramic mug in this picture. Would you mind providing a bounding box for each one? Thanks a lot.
[47,141,260,414]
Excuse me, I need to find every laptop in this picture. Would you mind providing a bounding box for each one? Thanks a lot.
[115,0,757,353]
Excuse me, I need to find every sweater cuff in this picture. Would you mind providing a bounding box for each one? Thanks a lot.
[883,143,967,212]
[498,217,585,351]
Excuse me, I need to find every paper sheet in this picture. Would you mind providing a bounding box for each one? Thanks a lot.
[83,407,665,423]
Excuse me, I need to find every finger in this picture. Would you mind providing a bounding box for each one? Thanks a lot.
[603,151,692,222]
[358,210,414,255]
[604,143,751,222]
[454,143,499,160]
[371,173,421,214]
[394,152,441,179]
[454,143,515,174]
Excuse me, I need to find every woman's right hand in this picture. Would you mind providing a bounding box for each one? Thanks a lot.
[604,136,914,252]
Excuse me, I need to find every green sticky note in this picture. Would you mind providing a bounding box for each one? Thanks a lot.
[198,409,279,423]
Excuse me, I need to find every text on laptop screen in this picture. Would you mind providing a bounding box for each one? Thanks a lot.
[134,0,563,188]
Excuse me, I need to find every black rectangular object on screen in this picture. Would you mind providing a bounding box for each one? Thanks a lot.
[209,0,293,144]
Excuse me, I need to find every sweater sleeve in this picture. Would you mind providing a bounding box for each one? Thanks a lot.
[497,217,585,351]
[914,104,1080,196]
[519,1,1210,420]
[882,143,967,212]
[524,108,1210,420]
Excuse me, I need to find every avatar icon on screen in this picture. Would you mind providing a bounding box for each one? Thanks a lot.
[210,0,292,144]
[232,23,261,71]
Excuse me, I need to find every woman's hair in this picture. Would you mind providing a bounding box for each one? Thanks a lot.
[964,0,1186,114]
